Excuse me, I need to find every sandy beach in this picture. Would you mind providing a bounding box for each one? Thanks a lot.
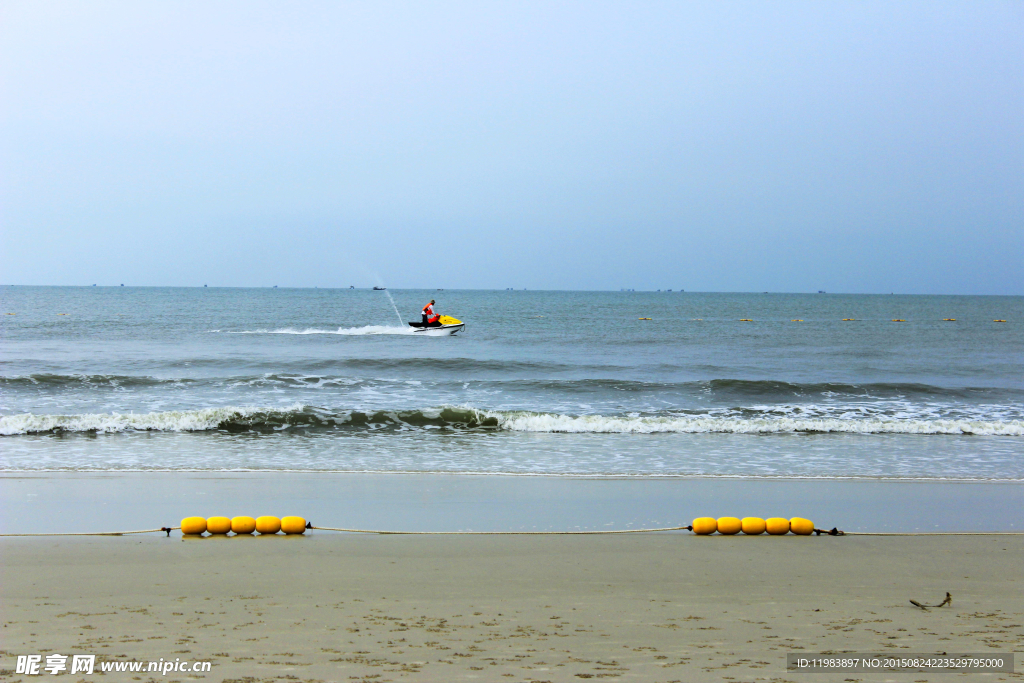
[2,532,1021,682]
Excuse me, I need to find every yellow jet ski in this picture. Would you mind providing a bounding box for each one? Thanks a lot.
[408,315,465,335]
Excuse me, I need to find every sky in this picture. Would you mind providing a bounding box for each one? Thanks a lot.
[1,1,1021,294]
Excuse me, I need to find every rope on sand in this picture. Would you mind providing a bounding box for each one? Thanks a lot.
[312,527,1024,536]
[310,525,692,535]
[0,527,178,537]
[843,531,1024,536]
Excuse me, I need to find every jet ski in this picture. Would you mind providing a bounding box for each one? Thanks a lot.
[408,315,465,335]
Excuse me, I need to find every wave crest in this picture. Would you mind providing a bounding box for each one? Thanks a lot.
[2,406,1021,436]
[4,374,1021,402]
[495,411,1024,435]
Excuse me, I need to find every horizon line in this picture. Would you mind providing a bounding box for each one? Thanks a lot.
[2,284,1022,297]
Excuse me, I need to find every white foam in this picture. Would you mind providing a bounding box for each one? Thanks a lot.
[487,411,1024,436]
[217,326,419,336]
[2,406,1022,436]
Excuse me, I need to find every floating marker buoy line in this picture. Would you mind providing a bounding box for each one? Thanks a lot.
[3,516,1024,538]
[690,516,819,535]
[674,318,1005,323]
[180,515,309,536]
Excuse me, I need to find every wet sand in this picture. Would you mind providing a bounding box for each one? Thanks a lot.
[3,472,1024,534]
[2,533,1022,682]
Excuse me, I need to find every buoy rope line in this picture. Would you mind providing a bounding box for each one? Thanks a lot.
[312,527,1023,536]
[1,526,1022,538]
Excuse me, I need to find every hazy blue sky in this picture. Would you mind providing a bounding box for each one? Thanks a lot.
[1,1,1021,293]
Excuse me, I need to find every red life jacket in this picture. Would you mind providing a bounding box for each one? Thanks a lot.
[423,304,439,323]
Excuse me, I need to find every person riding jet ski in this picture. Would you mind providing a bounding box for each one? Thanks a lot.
[421,300,441,327]
[409,301,464,333]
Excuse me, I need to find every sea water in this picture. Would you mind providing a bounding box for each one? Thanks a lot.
[1,287,1022,480]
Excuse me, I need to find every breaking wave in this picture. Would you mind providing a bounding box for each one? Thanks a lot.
[2,405,1021,436]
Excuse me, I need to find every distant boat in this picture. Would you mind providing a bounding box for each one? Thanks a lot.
[373,286,386,291]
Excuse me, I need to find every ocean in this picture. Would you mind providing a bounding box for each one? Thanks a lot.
[2,286,1022,480]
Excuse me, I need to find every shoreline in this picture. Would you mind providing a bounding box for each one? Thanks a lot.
[4,468,1024,482]
[3,471,1022,535]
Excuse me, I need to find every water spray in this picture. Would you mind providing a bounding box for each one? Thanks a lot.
[382,289,404,326]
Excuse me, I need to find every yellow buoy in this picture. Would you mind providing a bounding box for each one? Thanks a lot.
[741,517,766,535]
[994,319,1006,323]
[943,318,956,321]
[231,516,257,534]
[739,319,753,322]
[256,516,282,535]
[638,317,652,320]
[892,319,905,322]
[789,517,814,535]
[206,516,231,534]
[180,516,207,535]
[791,319,803,322]
[765,517,790,535]
[281,516,307,535]
[691,517,717,535]
[717,517,742,535]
